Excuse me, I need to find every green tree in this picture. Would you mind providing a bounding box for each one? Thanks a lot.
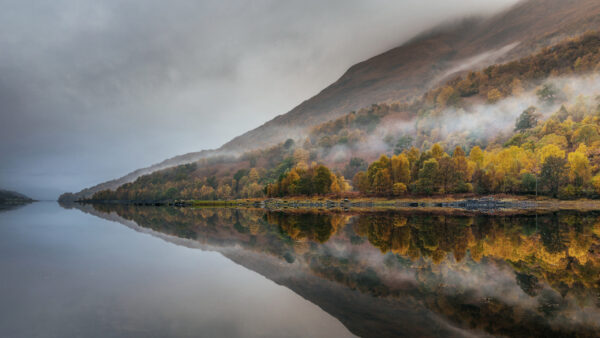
[416,158,439,195]
[313,165,333,195]
[394,136,414,155]
[536,84,559,105]
[540,156,567,197]
[515,106,538,132]
[343,157,368,179]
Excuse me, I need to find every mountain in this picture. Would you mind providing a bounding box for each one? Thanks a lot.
[63,0,600,200]
[0,189,34,204]
[221,0,600,151]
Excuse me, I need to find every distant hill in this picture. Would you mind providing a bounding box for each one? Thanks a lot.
[0,190,34,204]
[59,149,218,202]
[63,0,600,200]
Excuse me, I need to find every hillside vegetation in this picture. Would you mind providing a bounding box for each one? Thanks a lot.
[81,32,600,202]
[0,190,34,204]
[62,0,600,201]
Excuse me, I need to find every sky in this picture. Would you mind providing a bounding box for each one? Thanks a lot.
[0,0,520,200]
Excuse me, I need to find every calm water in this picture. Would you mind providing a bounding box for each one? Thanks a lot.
[0,203,353,338]
[2,203,600,337]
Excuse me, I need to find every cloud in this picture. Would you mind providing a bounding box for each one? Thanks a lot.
[0,0,519,199]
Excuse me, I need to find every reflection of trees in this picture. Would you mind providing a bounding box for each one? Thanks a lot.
[266,211,350,243]
[89,204,600,336]
[351,211,600,306]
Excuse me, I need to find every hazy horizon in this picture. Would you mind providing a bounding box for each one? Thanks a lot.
[0,0,519,200]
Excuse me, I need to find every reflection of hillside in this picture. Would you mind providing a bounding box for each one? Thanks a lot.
[80,204,600,337]
[0,203,29,213]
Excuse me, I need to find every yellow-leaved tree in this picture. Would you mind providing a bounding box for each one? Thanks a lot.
[568,144,591,184]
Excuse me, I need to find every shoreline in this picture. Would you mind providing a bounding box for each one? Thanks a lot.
[74,195,600,213]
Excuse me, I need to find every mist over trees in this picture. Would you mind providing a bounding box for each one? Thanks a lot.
[84,32,600,202]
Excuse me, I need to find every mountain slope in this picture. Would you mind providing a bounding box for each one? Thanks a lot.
[221,0,600,152]
[63,0,600,200]
[0,189,34,204]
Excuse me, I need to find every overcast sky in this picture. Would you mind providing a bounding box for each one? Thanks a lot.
[0,0,519,200]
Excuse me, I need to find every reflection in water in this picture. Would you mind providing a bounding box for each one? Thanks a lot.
[0,203,30,213]
[84,204,600,337]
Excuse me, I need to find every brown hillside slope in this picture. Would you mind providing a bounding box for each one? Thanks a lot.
[221,0,600,151]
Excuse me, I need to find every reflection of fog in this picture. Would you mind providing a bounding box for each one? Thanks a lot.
[81,204,600,337]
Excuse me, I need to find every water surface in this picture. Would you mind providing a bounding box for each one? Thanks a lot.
[0,202,354,338]
[3,202,600,337]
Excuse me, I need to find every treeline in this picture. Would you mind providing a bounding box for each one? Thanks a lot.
[429,31,600,108]
[90,163,265,202]
[268,96,600,199]
[265,164,351,198]
[86,32,600,202]
[304,32,600,155]
[354,103,600,199]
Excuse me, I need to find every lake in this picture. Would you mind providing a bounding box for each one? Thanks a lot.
[1,202,599,337]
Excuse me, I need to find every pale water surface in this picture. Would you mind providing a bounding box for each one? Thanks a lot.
[3,202,600,337]
[0,202,354,338]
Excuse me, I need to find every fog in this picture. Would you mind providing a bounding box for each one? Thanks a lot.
[0,0,520,199]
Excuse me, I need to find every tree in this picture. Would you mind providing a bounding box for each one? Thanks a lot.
[394,136,414,155]
[391,154,411,184]
[515,106,539,132]
[520,173,537,194]
[216,184,232,199]
[592,175,600,194]
[437,155,455,193]
[416,159,439,195]
[567,145,591,185]
[453,146,469,184]
[373,169,392,196]
[430,143,444,160]
[540,156,567,197]
[283,138,295,149]
[472,169,493,194]
[538,144,565,165]
[487,88,502,103]
[536,83,559,105]
[293,148,310,164]
[313,165,333,195]
[469,146,484,168]
[436,86,459,108]
[330,179,342,196]
[457,77,478,97]
[573,124,600,145]
[392,183,407,196]
[343,157,367,179]
[353,172,370,194]
[367,155,391,186]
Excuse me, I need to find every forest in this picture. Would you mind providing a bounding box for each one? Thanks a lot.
[86,32,600,202]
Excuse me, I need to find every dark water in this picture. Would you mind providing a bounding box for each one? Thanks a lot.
[2,203,600,337]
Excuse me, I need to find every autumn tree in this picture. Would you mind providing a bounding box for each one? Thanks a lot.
[540,156,567,196]
[487,88,502,103]
[416,158,439,195]
[391,154,411,185]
